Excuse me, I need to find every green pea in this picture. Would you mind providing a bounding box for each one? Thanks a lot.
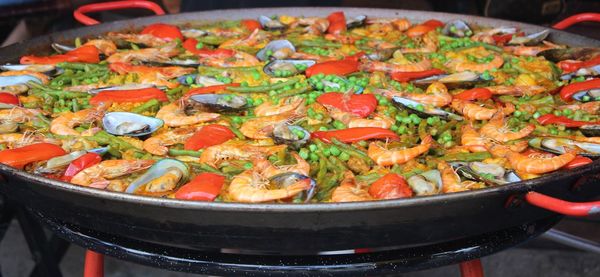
[323,148,331,156]
[533,112,541,119]
[195,42,204,49]
[318,126,328,131]
[329,146,341,156]
[309,153,319,161]
[397,125,407,134]
[299,148,309,160]
[243,162,253,169]
[514,110,523,117]
[309,144,317,152]
[339,152,350,161]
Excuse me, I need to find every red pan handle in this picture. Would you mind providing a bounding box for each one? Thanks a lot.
[552,13,600,30]
[525,192,600,217]
[74,0,166,26]
[83,250,104,277]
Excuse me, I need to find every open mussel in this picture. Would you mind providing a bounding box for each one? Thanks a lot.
[508,29,550,46]
[580,125,600,137]
[102,112,163,137]
[272,124,310,150]
[569,85,600,102]
[263,59,315,77]
[346,15,367,29]
[413,71,482,89]
[407,170,442,196]
[365,48,398,61]
[51,42,76,53]
[88,84,158,94]
[442,20,473,38]
[269,172,317,203]
[177,74,225,86]
[454,162,521,186]
[561,64,600,80]
[259,15,286,31]
[181,29,209,38]
[529,137,600,158]
[189,93,247,113]
[392,96,463,121]
[155,58,202,67]
[0,74,42,87]
[537,47,600,63]
[126,159,189,194]
[256,40,296,61]
[1,64,60,76]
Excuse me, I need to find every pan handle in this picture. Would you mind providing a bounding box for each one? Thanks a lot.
[525,192,599,216]
[552,13,600,30]
[73,0,166,26]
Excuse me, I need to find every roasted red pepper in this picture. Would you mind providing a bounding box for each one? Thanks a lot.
[174,173,225,201]
[559,78,600,101]
[312,127,399,143]
[20,45,100,65]
[241,19,262,31]
[390,69,445,82]
[369,173,413,199]
[184,83,241,96]
[405,20,443,38]
[558,56,600,73]
[182,38,236,58]
[0,143,65,169]
[140,23,183,41]
[326,11,346,34]
[422,19,444,28]
[563,156,593,169]
[316,92,377,118]
[61,152,102,182]
[453,88,493,101]
[492,32,524,45]
[305,59,359,77]
[0,92,19,106]
[536,114,600,128]
[184,124,236,151]
[89,87,168,106]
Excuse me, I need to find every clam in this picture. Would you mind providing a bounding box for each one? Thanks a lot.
[529,137,600,158]
[413,71,482,89]
[392,96,463,121]
[256,40,296,61]
[0,74,42,87]
[126,159,189,194]
[346,15,367,29]
[0,64,60,75]
[259,15,286,31]
[177,74,224,86]
[272,124,310,150]
[102,112,163,137]
[263,59,315,77]
[455,162,521,186]
[507,29,550,46]
[561,64,600,80]
[442,20,473,38]
[407,170,442,196]
[189,93,247,113]
[537,47,600,63]
[269,172,317,203]
[88,84,158,94]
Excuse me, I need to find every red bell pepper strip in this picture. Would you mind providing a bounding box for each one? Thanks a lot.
[61,152,102,182]
[422,19,444,28]
[184,124,236,151]
[390,69,445,82]
[405,20,443,38]
[316,92,377,118]
[0,92,19,106]
[369,173,413,199]
[312,127,399,143]
[563,156,593,169]
[327,11,346,34]
[559,78,600,101]
[184,83,241,96]
[305,59,359,77]
[89,88,168,106]
[174,173,225,201]
[491,32,524,45]
[20,45,100,65]
[182,38,236,58]
[241,19,262,31]
[453,88,493,101]
[0,143,66,169]
[536,114,600,128]
[558,56,600,73]
[140,23,183,41]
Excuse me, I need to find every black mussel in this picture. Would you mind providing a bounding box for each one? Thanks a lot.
[189,93,247,112]
[263,59,315,77]
[0,64,61,76]
[581,125,600,138]
[561,64,600,80]
[269,172,316,203]
[455,162,521,186]
[407,170,442,196]
[508,29,550,46]
[413,71,482,89]
[259,15,285,31]
[529,137,600,158]
[272,124,310,150]
[392,96,463,121]
[537,48,600,63]
[442,20,473,38]
[346,15,367,29]
[0,75,42,92]
[102,112,163,137]
[256,40,296,61]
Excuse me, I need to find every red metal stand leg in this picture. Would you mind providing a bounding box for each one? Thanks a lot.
[460,259,484,277]
[84,250,104,277]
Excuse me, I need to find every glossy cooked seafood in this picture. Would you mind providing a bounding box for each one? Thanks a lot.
[1,12,599,203]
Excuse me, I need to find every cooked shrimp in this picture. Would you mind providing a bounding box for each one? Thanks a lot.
[71,159,154,189]
[479,112,534,142]
[294,17,329,34]
[505,149,576,174]
[83,39,117,56]
[331,171,373,202]
[106,42,179,63]
[503,41,562,56]
[203,51,261,67]
[0,132,58,149]
[359,59,432,73]
[240,109,304,139]
[366,18,411,31]
[438,161,466,193]
[50,107,105,136]
[200,142,287,166]
[368,135,433,166]
[348,115,395,129]
[109,63,194,79]
[219,29,268,49]
[558,102,600,115]
[446,53,503,73]
[0,107,41,123]
[254,97,305,116]
[460,124,488,152]
[486,85,546,96]
[252,152,310,177]
[400,32,437,53]
[405,82,452,107]
[106,32,171,48]
[142,127,197,156]
[156,101,220,127]
[227,168,311,203]
[451,100,498,120]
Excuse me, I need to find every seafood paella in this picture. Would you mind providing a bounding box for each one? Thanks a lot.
[0,12,599,203]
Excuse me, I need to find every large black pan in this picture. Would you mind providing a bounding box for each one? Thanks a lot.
[0,7,599,253]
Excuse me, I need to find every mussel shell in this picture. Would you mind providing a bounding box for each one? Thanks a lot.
[102,112,163,137]
[51,42,75,53]
[561,64,600,80]
[391,96,463,121]
[413,71,481,89]
[571,88,600,101]
[256,40,296,61]
[0,75,42,87]
[126,159,189,194]
[442,20,473,38]
[155,59,202,67]
[407,170,442,196]
[177,74,224,86]
[508,29,550,46]
[537,48,600,63]
[263,59,315,77]
[88,84,158,95]
[529,137,600,158]
[365,48,398,61]
[581,125,600,138]
[455,162,520,186]
[346,15,367,29]
[272,125,310,150]
[181,29,209,38]
[269,172,316,203]
[189,93,247,112]
[259,15,286,31]
[0,64,59,75]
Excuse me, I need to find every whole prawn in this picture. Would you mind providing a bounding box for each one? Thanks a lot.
[368,135,433,166]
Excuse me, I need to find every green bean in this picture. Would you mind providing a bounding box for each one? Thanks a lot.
[316,154,328,186]
[166,86,183,95]
[168,149,203,157]
[439,152,491,162]
[330,138,373,166]
[327,156,347,171]
[190,162,226,175]
[227,124,245,139]
[221,165,244,175]
[356,173,383,185]
[227,77,300,93]
[276,85,310,98]
[297,40,342,48]
[198,65,261,74]
[131,99,160,114]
